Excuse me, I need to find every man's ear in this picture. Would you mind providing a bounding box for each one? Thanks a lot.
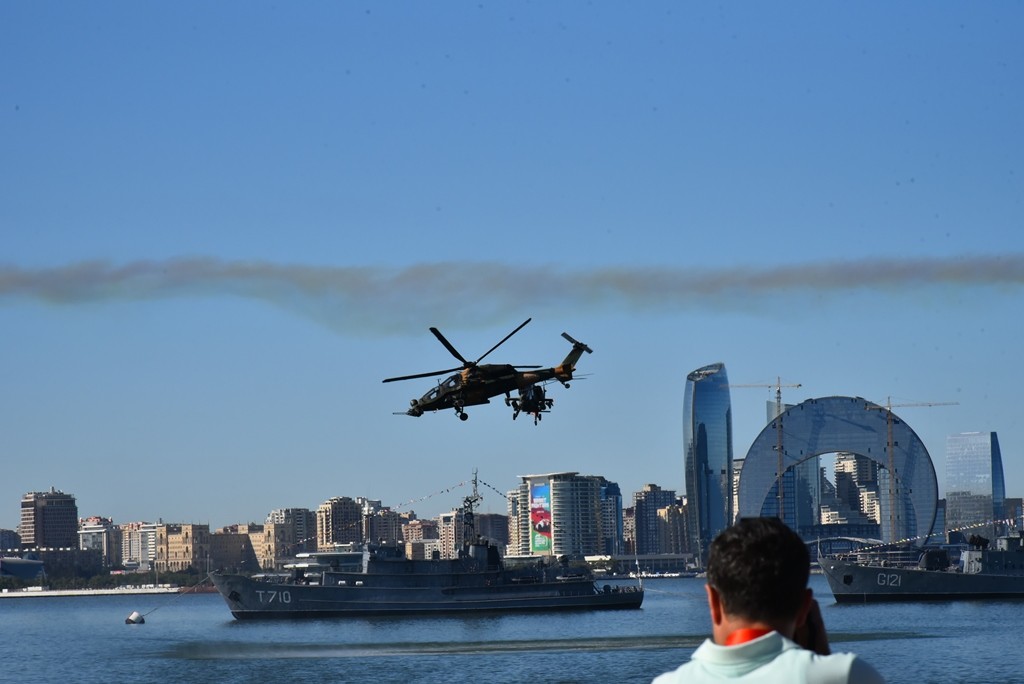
[705,583,725,626]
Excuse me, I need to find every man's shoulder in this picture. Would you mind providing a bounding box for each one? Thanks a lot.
[778,648,886,684]
[835,655,886,684]
[651,648,885,684]
[650,659,704,684]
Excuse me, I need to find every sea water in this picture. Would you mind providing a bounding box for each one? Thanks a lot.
[0,576,1014,683]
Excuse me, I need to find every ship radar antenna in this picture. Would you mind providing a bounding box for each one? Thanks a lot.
[461,469,483,542]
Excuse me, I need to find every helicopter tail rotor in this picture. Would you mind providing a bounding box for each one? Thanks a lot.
[561,332,593,354]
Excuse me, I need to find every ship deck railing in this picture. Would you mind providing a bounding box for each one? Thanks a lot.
[830,549,921,568]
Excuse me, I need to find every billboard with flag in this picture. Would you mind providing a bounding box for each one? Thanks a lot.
[529,479,553,554]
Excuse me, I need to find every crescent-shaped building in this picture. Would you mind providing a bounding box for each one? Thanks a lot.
[737,396,938,546]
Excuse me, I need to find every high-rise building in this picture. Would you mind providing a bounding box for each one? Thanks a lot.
[633,484,676,555]
[598,479,624,555]
[403,518,439,542]
[551,473,602,556]
[20,488,78,549]
[509,472,604,556]
[946,432,1005,541]
[622,506,636,555]
[815,452,882,539]
[683,363,733,562]
[0,529,21,550]
[825,453,881,526]
[474,513,509,549]
[657,503,689,555]
[266,508,316,553]
[437,509,466,558]
[365,509,404,544]
[119,522,158,569]
[78,516,120,567]
[316,497,363,550]
[507,487,526,555]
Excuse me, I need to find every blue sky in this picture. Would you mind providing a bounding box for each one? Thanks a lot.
[2,3,1021,531]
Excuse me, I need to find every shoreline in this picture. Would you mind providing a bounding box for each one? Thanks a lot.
[0,585,209,599]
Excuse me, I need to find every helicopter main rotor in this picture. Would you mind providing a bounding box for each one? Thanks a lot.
[383,318,541,384]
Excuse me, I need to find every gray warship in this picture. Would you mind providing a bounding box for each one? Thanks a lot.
[210,542,643,619]
[210,486,642,619]
[822,532,1024,603]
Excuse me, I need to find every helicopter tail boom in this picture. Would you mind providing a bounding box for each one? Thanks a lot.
[553,332,593,381]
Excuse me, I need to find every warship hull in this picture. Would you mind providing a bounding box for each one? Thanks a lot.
[822,554,1024,603]
[211,572,643,619]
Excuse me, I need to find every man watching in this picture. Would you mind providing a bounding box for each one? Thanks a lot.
[652,517,884,683]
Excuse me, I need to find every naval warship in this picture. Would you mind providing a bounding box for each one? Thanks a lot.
[210,487,643,619]
[822,532,1024,603]
[210,541,643,619]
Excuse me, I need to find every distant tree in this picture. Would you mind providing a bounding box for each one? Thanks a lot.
[0,577,27,591]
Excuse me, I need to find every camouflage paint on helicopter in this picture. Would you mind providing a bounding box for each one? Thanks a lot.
[383,318,592,423]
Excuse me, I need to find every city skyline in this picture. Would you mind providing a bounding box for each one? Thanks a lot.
[3,4,1022,529]
[9,426,1020,541]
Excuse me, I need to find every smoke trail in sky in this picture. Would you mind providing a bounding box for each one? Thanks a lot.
[1,255,1021,333]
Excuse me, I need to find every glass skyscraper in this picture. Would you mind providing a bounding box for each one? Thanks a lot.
[683,362,733,562]
[754,400,821,537]
[945,432,1005,541]
[737,396,937,546]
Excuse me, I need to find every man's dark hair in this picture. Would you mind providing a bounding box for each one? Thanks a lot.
[706,517,810,623]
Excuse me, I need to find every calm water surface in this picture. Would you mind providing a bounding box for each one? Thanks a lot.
[0,576,1015,683]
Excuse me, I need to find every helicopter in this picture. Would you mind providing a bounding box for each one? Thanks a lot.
[383,318,592,423]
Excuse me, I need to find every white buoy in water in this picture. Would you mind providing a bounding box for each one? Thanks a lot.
[125,611,145,624]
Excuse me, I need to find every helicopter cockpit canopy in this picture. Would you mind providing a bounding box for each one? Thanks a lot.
[422,374,461,402]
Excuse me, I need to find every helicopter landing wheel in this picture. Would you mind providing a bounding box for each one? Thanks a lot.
[458,412,469,421]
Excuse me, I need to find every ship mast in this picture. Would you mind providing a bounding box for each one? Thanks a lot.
[461,469,483,543]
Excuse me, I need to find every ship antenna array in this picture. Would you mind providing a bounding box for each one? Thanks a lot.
[850,518,1008,554]
[461,469,483,541]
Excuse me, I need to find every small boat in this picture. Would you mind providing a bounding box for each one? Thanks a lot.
[821,531,1024,603]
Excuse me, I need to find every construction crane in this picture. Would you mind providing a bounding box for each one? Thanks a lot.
[729,377,803,422]
[865,397,958,545]
[728,377,802,521]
